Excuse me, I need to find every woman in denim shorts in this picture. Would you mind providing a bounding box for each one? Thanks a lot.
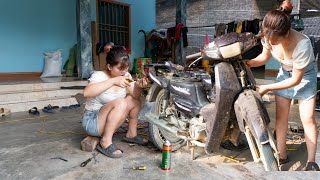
[82,46,149,158]
[247,6,319,171]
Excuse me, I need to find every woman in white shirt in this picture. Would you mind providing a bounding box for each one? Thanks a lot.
[247,8,319,170]
[82,46,149,158]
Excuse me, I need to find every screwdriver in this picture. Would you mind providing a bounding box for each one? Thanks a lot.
[123,166,147,170]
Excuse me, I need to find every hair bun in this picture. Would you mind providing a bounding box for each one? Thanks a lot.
[278,0,293,15]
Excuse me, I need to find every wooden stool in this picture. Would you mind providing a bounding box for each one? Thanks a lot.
[81,136,100,152]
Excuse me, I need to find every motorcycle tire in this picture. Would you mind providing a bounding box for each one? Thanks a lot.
[238,90,279,171]
[149,89,186,151]
[256,142,279,171]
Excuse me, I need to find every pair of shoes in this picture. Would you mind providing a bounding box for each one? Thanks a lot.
[96,144,124,158]
[60,104,81,111]
[122,135,148,146]
[303,162,320,171]
[279,157,290,165]
[69,104,80,109]
[0,108,11,117]
[29,107,40,115]
[42,104,59,113]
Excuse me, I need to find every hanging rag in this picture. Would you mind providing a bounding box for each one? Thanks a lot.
[182,27,188,47]
[227,21,235,33]
[236,20,243,33]
[175,23,184,42]
[167,27,176,47]
[215,23,226,37]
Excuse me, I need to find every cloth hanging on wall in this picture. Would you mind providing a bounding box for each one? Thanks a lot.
[215,23,226,37]
[236,20,243,33]
[227,21,235,33]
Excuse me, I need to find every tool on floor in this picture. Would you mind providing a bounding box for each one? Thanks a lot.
[51,157,68,162]
[222,147,249,163]
[123,166,147,170]
[80,153,98,167]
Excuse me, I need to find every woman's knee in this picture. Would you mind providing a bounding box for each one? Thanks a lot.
[114,98,128,110]
[301,116,316,126]
[126,95,141,107]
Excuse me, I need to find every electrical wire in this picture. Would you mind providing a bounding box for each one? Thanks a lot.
[0,115,48,124]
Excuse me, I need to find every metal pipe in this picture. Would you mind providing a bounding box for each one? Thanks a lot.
[186,52,201,60]
[245,126,260,163]
[145,113,178,135]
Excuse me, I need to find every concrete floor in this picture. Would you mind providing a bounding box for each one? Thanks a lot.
[1,99,320,179]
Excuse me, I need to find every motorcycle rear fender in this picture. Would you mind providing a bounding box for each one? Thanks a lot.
[138,84,161,119]
[234,90,270,144]
[203,62,242,154]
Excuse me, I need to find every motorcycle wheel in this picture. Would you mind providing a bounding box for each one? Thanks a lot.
[149,89,186,151]
[240,90,279,171]
[257,141,279,171]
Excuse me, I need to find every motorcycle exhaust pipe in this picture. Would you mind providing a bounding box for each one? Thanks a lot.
[145,112,178,135]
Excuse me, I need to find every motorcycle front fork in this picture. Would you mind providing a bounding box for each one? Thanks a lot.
[244,126,280,165]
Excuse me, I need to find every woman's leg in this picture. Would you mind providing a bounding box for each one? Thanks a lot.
[275,95,292,159]
[299,97,318,162]
[98,98,128,154]
[124,95,148,143]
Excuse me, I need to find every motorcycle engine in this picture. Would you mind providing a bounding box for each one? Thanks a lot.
[189,116,207,142]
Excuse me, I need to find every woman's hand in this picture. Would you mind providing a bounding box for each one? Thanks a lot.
[244,60,253,68]
[113,76,131,88]
[256,84,270,96]
[136,77,150,89]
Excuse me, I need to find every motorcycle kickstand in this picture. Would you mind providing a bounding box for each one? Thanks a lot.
[187,141,196,160]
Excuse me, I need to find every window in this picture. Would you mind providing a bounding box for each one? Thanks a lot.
[96,0,130,49]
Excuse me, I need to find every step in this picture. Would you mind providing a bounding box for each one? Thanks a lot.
[0,80,88,113]
[0,81,87,94]
[0,89,83,105]
[1,96,79,113]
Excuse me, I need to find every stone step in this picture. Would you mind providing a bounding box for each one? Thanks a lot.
[0,81,87,94]
[0,89,83,105]
[0,80,87,113]
[1,96,79,113]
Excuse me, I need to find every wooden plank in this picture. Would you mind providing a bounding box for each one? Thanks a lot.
[81,136,100,152]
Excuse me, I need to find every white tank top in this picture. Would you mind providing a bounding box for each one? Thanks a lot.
[84,71,128,111]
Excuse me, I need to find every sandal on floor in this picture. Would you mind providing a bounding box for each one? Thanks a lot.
[0,108,11,117]
[42,104,59,113]
[303,162,320,171]
[29,107,40,115]
[96,144,123,158]
[122,135,148,145]
[42,106,54,113]
[279,157,290,165]
[69,104,80,109]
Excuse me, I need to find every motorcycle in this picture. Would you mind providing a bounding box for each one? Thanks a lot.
[140,32,280,171]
